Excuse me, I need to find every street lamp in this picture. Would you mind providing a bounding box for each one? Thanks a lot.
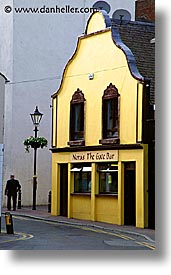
[30,106,43,210]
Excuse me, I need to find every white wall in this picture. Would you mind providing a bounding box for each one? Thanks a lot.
[0,0,135,206]
[0,75,5,143]
[0,144,4,215]
[0,74,5,216]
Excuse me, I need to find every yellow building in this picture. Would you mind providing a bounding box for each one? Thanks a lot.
[51,11,154,228]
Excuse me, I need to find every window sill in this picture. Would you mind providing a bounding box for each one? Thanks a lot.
[71,192,91,196]
[95,193,118,197]
[68,140,85,146]
[99,138,119,145]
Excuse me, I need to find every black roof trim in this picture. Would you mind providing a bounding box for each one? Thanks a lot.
[0,72,10,83]
[111,27,144,82]
[112,19,155,27]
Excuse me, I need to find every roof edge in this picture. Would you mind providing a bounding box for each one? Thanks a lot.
[85,11,145,83]
[0,72,10,83]
[111,27,144,83]
[51,11,145,98]
[85,10,112,35]
[51,36,82,98]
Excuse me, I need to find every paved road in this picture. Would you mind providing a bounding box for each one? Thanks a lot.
[0,215,155,250]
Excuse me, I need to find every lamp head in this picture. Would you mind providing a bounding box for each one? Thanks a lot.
[30,106,43,126]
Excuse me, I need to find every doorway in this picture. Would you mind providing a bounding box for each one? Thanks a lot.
[60,164,68,216]
[124,162,136,226]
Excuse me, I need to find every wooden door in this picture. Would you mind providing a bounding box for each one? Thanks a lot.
[60,164,68,217]
[124,162,136,226]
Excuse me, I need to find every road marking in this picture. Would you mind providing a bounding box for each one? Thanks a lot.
[42,220,134,240]
[43,221,155,250]
[140,241,155,250]
[81,227,135,240]
[14,216,29,220]
[0,231,34,244]
[11,215,155,249]
[136,241,155,250]
[20,217,135,241]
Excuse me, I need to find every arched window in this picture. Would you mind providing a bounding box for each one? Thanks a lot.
[68,89,85,146]
[100,83,120,144]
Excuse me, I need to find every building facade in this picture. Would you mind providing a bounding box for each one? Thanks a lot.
[0,0,135,206]
[0,72,8,232]
[51,11,154,228]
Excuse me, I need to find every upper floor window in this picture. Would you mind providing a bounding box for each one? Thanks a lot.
[100,83,120,144]
[68,89,85,146]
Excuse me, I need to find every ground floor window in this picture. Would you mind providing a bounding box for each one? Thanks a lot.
[98,163,118,194]
[71,165,91,193]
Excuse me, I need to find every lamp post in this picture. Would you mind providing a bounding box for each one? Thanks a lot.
[30,106,43,210]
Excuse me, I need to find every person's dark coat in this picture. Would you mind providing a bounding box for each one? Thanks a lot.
[5,179,21,195]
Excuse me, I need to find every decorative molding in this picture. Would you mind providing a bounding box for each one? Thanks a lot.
[70,88,85,104]
[67,140,85,147]
[99,138,120,145]
[102,83,120,99]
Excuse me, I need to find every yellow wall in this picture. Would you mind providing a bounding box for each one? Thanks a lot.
[52,97,57,147]
[52,27,143,148]
[95,196,119,224]
[51,160,59,215]
[71,195,91,220]
[86,12,107,34]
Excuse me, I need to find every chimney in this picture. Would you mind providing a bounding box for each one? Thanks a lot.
[135,0,155,22]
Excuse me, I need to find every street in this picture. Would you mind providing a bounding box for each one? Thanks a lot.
[0,215,155,250]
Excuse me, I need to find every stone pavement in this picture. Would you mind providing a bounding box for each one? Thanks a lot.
[1,205,155,243]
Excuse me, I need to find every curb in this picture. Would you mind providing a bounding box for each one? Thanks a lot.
[2,211,155,243]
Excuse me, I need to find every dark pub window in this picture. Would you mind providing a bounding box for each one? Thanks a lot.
[100,83,120,144]
[98,163,118,194]
[68,89,85,146]
[71,165,92,193]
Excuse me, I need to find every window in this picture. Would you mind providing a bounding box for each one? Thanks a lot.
[71,103,84,140]
[100,83,120,144]
[98,163,118,194]
[71,165,91,193]
[68,89,85,146]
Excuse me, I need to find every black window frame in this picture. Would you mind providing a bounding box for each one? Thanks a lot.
[70,102,84,141]
[71,164,92,193]
[100,83,120,145]
[68,89,85,146]
[98,163,118,195]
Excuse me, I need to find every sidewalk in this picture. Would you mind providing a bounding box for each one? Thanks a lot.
[1,205,155,243]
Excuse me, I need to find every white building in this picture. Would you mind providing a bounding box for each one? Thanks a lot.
[0,0,135,206]
[0,72,8,230]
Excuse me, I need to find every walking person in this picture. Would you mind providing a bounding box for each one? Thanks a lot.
[5,175,21,211]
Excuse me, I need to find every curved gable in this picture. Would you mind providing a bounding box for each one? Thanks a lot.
[52,11,144,98]
[111,27,144,82]
[85,10,111,34]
